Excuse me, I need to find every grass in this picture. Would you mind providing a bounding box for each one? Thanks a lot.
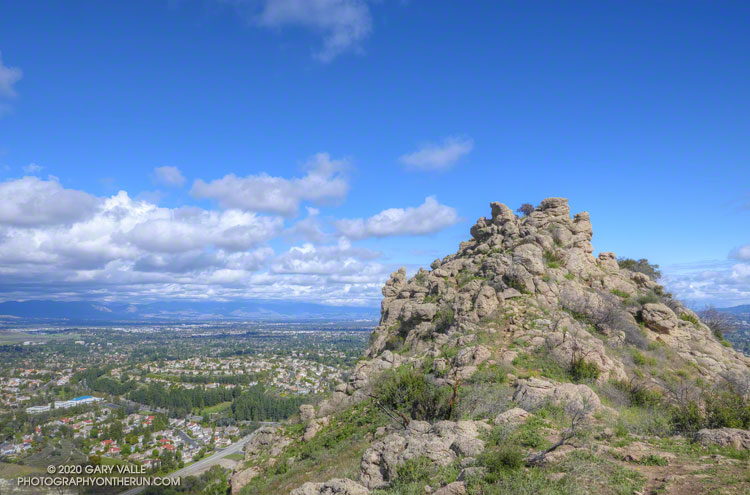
[223,453,245,461]
[0,461,45,480]
[679,313,700,324]
[512,348,569,382]
[544,250,562,269]
[240,401,386,495]
[200,401,232,415]
[463,450,644,495]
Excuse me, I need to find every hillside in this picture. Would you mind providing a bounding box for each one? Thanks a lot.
[231,198,750,495]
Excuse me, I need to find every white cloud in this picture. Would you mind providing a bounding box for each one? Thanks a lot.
[0,51,22,98]
[285,206,331,243]
[191,153,349,216]
[730,244,750,261]
[663,259,750,307]
[399,136,474,171]
[22,163,43,174]
[0,176,99,227]
[0,181,391,305]
[153,166,186,187]
[272,237,380,275]
[258,0,373,62]
[335,196,460,240]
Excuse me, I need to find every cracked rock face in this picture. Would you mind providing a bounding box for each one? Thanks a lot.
[696,428,750,450]
[291,478,370,495]
[344,198,749,399]
[359,420,489,489]
[512,378,602,413]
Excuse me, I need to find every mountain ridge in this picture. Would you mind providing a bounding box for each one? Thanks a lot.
[230,197,750,495]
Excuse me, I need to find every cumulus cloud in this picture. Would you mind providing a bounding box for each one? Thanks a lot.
[0,181,391,305]
[399,136,474,171]
[284,207,331,243]
[730,244,750,261]
[0,51,22,116]
[191,153,349,216]
[0,176,99,227]
[258,0,373,62]
[153,166,186,187]
[663,258,750,307]
[335,196,460,240]
[0,51,22,98]
[272,237,380,275]
[22,163,43,174]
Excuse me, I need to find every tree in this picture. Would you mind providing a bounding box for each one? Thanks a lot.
[700,307,735,340]
[516,203,534,217]
[616,257,661,281]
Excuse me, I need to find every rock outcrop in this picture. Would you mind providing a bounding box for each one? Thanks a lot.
[696,428,750,450]
[291,478,370,495]
[277,198,750,495]
[359,421,488,489]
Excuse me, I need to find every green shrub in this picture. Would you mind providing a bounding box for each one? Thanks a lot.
[636,291,660,305]
[395,456,432,485]
[434,306,455,333]
[704,392,750,429]
[617,258,661,281]
[543,250,562,269]
[373,367,455,422]
[564,273,575,280]
[639,454,669,466]
[512,348,568,382]
[610,289,630,299]
[669,402,704,434]
[679,313,699,324]
[612,380,661,408]
[478,443,524,482]
[631,350,646,366]
[570,358,600,382]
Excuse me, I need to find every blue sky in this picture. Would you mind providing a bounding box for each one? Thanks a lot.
[0,1,748,307]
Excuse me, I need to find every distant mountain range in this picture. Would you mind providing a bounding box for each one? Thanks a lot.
[0,299,379,322]
[718,304,750,315]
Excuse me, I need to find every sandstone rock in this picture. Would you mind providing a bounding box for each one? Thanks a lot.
[231,467,259,495]
[474,285,499,318]
[641,303,678,334]
[359,421,486,489]
[291,478,369,495]
[434,481,467,495]
[304,416,330,442]
[513,243,545,275]
[597,252,619,271]
[512,378,601,414]
[494,407,532,426]
[502,288,522,299]
[299,404,316,422]
[696,428,750,450]
[243,426,291,461]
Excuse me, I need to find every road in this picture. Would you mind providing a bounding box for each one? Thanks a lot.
[119,425,272,495]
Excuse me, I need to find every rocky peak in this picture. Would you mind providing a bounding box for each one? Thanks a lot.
[346,198,749,397]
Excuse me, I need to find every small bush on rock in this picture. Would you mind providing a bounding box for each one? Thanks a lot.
[570,358,600,383]
[373,367,455,422]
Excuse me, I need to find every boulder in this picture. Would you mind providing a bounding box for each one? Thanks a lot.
[304,416,330,442]
[299,404,316,422]
[244,426,291,461]
[434,481,467,495]
[474,285,499,318]
[231,467,260,495]
[359,421,487,489]
[696,428,750,450]
[641,303,678,334]
[512,378,601,414]
[291,478,369,495]
[494,407,532,426]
